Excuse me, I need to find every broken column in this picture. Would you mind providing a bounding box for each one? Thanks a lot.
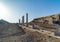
[22,16,24,26]
[26,13,28,27]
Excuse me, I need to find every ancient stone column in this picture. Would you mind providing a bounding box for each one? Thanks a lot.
[19,19,20,25]
[26,13,28,27]
[22,16,24,25]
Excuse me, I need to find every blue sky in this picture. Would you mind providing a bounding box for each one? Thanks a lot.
[0,0,60,23]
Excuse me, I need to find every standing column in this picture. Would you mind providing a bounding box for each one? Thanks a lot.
[26,13,28,27]
[19,19,20,25]
[22,16,24,26]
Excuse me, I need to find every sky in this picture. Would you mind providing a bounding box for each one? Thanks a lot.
[0,0,60,23]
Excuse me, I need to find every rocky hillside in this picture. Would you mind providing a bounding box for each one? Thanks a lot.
[0,20,24,38]
[0,20,34,42]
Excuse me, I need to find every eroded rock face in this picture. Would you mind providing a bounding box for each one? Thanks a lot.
[53,24,60,36]
[30,14,60,25]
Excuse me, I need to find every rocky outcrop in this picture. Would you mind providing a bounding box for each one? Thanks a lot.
[29,14,60,25]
